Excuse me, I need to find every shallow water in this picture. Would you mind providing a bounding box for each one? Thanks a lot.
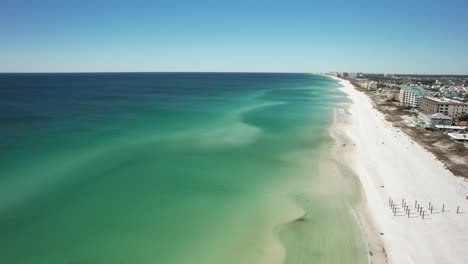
[0,73,367,264]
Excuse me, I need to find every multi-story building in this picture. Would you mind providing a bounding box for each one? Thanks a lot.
[380,88,400,100]
[398,86,435,108]
[359,81,378,90]
[417,112,453,128]
[420,96,468,118]
[337,72,349,77]
[368,81,378,90]
[348,72,358,78]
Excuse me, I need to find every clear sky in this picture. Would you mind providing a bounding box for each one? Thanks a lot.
[2,0,468,74]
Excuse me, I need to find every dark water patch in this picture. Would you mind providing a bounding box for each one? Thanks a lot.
[0,114,47,124]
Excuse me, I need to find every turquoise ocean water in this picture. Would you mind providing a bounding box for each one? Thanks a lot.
[0,73,367,264]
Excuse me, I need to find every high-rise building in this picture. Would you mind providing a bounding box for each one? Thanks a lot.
[399,86,435,108]
[420,96,468,117]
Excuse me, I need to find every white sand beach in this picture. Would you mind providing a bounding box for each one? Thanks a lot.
[334,77,468,264]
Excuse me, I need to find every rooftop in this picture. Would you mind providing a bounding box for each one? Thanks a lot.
[427,113,452,120]
[400,86,435,96]
[447,133,468,141]
[435,125,467,130]
[422,96,467,105]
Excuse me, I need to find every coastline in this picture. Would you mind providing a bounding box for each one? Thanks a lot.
[332,76,468,264]
[329,82,387,264]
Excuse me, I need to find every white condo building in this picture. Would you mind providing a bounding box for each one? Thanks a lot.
[399,86,435,108]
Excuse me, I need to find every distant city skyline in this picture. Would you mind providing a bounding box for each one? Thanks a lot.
[2,0,468,74]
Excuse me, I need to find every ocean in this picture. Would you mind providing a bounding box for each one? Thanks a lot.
[0,73,367,264]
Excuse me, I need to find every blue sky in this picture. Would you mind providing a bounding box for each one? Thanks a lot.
[2,0,468,74]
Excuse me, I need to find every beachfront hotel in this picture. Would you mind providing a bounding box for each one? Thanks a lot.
[359,81,378,90]
[398,86,435,108]
[420,96,468,118]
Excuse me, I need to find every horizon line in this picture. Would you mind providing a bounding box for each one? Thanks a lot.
[1,71,468,76]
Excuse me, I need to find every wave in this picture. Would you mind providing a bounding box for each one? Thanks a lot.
[163,98,286,148]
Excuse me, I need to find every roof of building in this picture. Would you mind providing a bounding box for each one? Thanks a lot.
[443,93,460,98]
[435,125,467,130]
[427,113,452,120]
[400,86,435,96]
[422,96,468,105]
[447,133,468,141]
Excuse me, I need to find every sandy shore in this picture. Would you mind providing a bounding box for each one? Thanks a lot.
[333,76,468,264]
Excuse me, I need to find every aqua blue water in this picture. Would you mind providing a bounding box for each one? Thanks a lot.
[0,73,367,264]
